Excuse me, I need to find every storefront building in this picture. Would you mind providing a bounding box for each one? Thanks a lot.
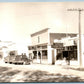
[28,28,77,65]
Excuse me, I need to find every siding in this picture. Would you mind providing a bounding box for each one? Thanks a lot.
[31,29,49,45]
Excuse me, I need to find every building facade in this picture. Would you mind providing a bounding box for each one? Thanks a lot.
[28,28,77,65]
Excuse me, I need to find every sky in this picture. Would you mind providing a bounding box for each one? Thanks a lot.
[0,2,84,45]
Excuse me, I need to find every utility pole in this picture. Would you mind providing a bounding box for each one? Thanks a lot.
[67,8,84,66]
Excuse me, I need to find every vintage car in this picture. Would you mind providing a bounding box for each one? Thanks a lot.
[4,54,32,65]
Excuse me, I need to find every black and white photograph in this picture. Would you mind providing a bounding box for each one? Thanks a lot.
[0,1,84,82]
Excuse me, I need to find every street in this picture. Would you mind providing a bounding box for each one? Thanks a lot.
[0,62,84,82]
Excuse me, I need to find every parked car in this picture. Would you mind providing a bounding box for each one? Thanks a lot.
[4,54,32,65]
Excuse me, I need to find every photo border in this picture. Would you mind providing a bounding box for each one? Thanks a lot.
[0,0,84,84]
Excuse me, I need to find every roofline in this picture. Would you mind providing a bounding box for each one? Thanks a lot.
[50,32,78,34]
[31,28,50,37]
[31,28,78,37]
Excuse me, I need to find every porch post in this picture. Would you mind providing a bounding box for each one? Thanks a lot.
[40,49,42,64]
[36,46,38,63]
[47,44,52,64]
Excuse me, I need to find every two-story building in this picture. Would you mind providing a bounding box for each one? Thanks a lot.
[28,28,77,65]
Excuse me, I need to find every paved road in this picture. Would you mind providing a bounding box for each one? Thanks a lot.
[0,62,84,82]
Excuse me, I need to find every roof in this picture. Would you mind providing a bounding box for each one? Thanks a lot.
[49,28,78,34]
[31,28,50,37]
[31,28,78,37]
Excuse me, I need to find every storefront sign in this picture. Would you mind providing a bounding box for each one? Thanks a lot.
[51,43,63,48]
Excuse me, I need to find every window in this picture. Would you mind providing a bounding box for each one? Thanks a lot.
[38,36,40,43]
[74,40,77,45]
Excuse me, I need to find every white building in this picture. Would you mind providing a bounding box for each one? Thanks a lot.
[28,28,77,65]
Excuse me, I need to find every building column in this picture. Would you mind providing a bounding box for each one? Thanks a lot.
[51,48,57,65]
[40,50,42,64]
[47,45,52,64]
[32,51,33,63]
[54,49,57,64]
[47,44,57,65]
[37,50,39,63]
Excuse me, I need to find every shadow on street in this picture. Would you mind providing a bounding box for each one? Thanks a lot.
[0,66,84,82]
[22,70,84,82]
[0,66,21,82]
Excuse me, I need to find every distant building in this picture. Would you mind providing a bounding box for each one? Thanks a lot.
[28,28,77,65]
[0,41,29,62]
[0,41,10,62]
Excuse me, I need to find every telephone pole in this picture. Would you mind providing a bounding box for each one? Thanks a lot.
[67,8,84,66]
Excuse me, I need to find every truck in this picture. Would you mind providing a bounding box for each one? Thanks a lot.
[4,51,32,65]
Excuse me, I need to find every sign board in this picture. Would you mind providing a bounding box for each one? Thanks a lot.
[51,43,63,48]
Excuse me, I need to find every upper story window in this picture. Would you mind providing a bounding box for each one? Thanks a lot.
[38,36,40,43]
[74,40,77,45]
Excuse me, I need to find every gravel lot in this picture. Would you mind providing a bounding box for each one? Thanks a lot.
[0,61,84,82]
